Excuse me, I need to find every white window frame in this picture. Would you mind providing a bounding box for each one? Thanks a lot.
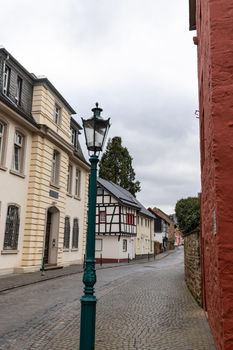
[63,216,70,249]
[95,239,103,252]
[99,210,106,223]
[123,239,127,252]
[51,150,60,186]
[67,163,73,194]
[12,131,25,173]
[3,204,20,250]
[72,218,79,249]
[71,128,76,146]
[15,76,22,105]
[54,104,61,125]
[75,167,81,198]
[3,65,10,95]
[0,120,7,166]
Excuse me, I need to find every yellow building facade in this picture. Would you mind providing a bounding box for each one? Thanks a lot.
[0,48,89,274]
[20,80,89,272]
[136,212,154,258]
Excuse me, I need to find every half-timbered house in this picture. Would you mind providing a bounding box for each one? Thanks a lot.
[95,178,140,263]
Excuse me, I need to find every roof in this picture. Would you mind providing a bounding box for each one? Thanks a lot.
[97,178,140,209]
[0,47,76,115]
[134,199,155,219]
[0,47,35,81]
[148,207,174,225]
[97,178,155,219]
[71,116,82,132]
[0,94,38,128]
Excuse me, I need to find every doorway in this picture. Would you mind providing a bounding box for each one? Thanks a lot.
[44,206,60,265]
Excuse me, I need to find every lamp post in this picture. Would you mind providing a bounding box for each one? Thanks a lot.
[79,103,110,350]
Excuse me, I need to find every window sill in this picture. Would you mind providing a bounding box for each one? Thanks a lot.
[71,248,78,252]
[63,248,70,252]
[74,195,81,201]
[1,249,19,255]
[50,183,60,190]
[66,193,73,198]
[10,169,25,178]
[0,165,7,171]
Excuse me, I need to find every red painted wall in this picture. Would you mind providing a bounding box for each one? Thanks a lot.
[196,1,233,349]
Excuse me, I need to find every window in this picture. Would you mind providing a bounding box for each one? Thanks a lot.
[63,216,70,249]
[154,217,162,232]
[75,167,81,197]
[15,76,22,105]
[71,128,78,148]
[54,104,61,124]
[97,187,104,196]
[123,239,127,252]
[95,239,103,252]
[12,131,25,173]
[67,164,73,194]
[51,150,60,186]
[72,218,79,248]
[3,65,10,95]
[0,121,7,166]
[3,205,20,250]
[99,211,106,223]
[127,213,134,225]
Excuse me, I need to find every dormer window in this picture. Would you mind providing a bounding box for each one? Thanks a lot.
[71,127,78,149]
[15,76,22,105]
[3,65,10,96]
[54,104,61,125]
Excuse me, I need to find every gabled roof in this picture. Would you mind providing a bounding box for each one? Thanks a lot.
[97,178,155,219]
[134,198,155,219]
[148,207,174,225]
[97,178,140,209]
[0,47,76,115]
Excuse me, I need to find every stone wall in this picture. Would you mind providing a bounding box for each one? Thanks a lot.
[184,229,202,306]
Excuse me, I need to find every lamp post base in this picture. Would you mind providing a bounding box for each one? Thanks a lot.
[79,295,97,350]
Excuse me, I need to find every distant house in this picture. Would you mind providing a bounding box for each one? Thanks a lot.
[95,178,140,262]
[148,207,175,250]
[135,200,154,259]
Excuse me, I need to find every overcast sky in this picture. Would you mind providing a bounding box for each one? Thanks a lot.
[1,0,199,214]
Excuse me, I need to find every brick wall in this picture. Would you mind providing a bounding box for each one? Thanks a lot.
[196,0,233,348]
[184,229,202,306]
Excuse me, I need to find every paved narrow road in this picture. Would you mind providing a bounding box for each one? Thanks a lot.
[0,247,215,350]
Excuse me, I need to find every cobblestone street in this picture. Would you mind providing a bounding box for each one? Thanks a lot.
[0,248,216,350]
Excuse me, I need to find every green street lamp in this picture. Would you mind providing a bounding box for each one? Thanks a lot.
[80,103,110,350]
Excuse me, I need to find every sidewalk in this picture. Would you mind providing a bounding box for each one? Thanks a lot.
[0,250,174,293]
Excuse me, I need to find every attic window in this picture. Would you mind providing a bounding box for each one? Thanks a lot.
[15,76,22,105]
[3,65,10,96]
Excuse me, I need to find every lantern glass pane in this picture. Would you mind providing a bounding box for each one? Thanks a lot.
[94,125,105,150]
[84,120,95,149]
